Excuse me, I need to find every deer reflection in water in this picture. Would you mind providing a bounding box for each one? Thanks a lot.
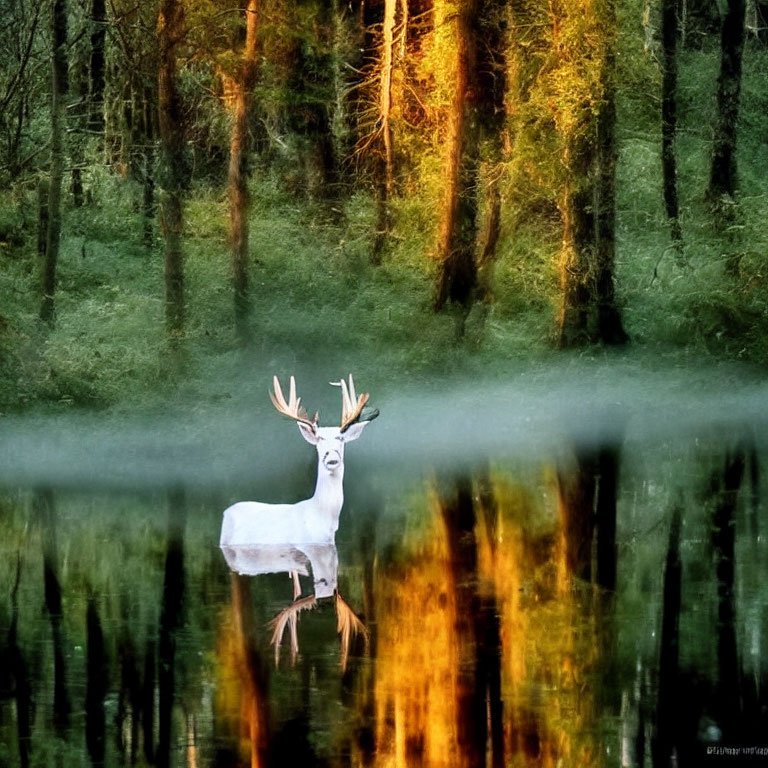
[220,375,377,667]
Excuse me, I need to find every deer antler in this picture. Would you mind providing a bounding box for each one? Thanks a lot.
[270,376,318,429]
[332,375,371,432]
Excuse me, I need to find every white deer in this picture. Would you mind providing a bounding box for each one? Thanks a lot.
[220,374,378,548]
[220,375,376,665]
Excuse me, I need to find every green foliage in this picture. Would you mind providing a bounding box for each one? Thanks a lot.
[615,41,768,361]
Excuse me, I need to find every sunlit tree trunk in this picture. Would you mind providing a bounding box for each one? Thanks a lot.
[661,0,684,252]
[708,0,746,205]
[434,0,480,322]
[40,0,69,325]
[370,0,399,263]
[229,0,259,341]
[157,0,186,342]
[556,0,627,347]
[475,0,507,304]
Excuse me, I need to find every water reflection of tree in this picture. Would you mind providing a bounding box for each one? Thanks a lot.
[157,488,187,768]
[215,573,271,767]
[37,488,71,738]
[371,467,614,768]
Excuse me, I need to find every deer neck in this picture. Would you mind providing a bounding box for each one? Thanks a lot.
[312,465,345,517]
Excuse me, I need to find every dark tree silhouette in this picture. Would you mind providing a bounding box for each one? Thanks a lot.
[707,0,747,205]
[157,0,187,341]
[652,505,682,768]
[661,0,684,251]
[40,0,69,325]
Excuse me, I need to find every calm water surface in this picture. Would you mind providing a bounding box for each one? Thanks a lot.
[1,386,767,767]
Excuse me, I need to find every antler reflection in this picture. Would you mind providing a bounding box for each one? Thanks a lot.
[268,592,369,671]
[268,594,317,666]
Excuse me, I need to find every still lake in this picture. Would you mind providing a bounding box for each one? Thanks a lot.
[1,364,767,767]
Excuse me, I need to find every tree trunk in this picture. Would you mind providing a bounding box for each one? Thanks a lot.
[89,0,106,132]
[157,0,186,341]
[661,0,684,252]
[594,36,629,345]
[229,0,259,342]
[557,0,627,347]
[371,0,398,264]
[475,0,508,303]
[434,0,480,319]
[40,0,68,325]
[557,140,595,347]
[708,0,746,203]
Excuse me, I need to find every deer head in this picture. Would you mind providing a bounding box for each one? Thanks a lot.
[270,374,378,475]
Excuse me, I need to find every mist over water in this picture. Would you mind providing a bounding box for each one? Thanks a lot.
[1,357,766,491]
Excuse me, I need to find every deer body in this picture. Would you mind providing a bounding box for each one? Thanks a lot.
[221,428,347,545]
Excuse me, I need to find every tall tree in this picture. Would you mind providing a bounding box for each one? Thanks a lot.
[593,14,628,344]
[433,0,480,321]
[474,2,507,303]
[40,0,69,325]
[661,0,684,251]
[157,0,187,341]
[553,0,627,346]
[365,0,406,262]
[228,0,259,341]
[88,0,107,132]
[707,0,747,205]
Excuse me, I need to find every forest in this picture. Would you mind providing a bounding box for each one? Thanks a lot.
[0,0,766,412]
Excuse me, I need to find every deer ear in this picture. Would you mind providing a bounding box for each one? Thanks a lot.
[341,420,369,442]
[297,422,319,444]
